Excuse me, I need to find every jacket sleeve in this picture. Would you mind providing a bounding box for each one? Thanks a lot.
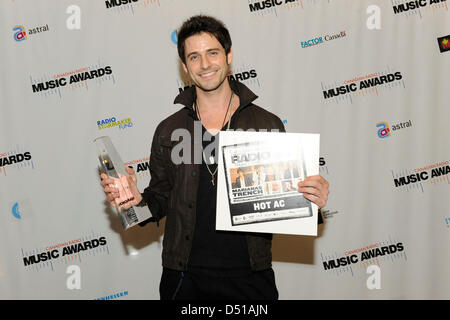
[274,116,286,133]
[318,209,324,224]
[139,123,173,226]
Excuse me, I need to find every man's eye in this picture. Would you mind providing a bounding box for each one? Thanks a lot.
[190,55,198,61]
[210,51,218,56]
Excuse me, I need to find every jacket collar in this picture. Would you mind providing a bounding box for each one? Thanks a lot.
[173,79,258,117]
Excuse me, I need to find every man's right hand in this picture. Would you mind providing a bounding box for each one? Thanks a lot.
[100,166,142,211]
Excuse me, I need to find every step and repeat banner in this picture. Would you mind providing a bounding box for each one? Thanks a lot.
[1,0,449,299]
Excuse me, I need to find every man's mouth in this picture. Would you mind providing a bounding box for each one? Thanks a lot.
[199,70,217,78]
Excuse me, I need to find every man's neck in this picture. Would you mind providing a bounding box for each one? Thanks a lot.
[195,79,233,114]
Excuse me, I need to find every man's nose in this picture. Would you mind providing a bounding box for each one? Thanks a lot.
[200,54,211,70]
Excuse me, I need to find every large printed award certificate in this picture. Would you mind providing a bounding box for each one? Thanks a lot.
[216,131,320,236]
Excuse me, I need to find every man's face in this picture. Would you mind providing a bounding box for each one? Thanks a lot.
[182,32,232,93]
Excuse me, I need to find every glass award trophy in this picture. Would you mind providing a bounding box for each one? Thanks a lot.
[94,136,151,230]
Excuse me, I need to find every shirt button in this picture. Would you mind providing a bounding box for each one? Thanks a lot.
[188,202,194,209]
[185,235,190,241]
[191,171,197,177]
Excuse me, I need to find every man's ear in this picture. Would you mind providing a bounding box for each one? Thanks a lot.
[227,47,233,65]
[182,62,188,74]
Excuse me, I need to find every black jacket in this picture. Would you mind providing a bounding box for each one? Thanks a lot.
[140,80,315,271]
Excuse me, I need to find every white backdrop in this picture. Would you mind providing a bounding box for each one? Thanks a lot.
[1,0,449,299]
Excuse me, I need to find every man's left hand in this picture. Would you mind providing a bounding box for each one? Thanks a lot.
[297,175,329,209]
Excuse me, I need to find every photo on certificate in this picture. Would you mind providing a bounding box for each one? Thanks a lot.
[222,140,313,226]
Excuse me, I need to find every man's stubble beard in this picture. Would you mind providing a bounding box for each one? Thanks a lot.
[192,64,231,93]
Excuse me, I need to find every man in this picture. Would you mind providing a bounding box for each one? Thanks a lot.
[100,15,329,300]
[232,168,252,189]
[263,167,281,195]
[284,161,301,180]
[283,180,297,192]
[252,165,266,186]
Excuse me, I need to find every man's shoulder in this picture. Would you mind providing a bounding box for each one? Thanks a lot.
[244,104,281,120]
[237,103,285,132]
[154,107,190,134]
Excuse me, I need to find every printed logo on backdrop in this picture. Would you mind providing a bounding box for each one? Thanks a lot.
[0,147,34,177]
[125,156,150,178]
[391,160,450,193]
[376,121,391,138]
[319,156,329,175]
[97,117,134,131]
[13,25,27,42]
[12,202,21,219]
[10,200,34,220]
[248,0,336,17]
[392,0,448,19]
[229,65,260,87]
[104,0,161,15]
[248,0,301,16]
[300,30,347,48]
[437,35,450,53]
[30,61,114,99]
[321,209,340,219]
[13,24,49,42]
[377,120,412,138]
[171,29,178,44]
[321,67,405,104]
[21,231,109,272]
[321,236,407,277]
[318,157,340,220]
